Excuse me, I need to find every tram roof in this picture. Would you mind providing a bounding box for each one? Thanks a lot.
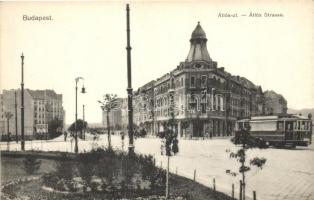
[237,114,310,122]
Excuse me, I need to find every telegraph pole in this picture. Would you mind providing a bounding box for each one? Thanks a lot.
[15,91,18,143]
[20,53,25,151]
[126,4,134,154]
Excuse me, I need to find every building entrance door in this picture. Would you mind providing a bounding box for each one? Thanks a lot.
[193,120,204,137]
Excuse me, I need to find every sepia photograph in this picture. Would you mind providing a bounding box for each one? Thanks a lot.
[0,1,313,200]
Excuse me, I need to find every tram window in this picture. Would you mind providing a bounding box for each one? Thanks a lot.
[305,122,309,130]
[288,122,293,130]
[244,122,249,129]
[278,122,284,130]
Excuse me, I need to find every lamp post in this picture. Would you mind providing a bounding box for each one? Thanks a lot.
[15,91,18,143]
[21,53,25,151]
[126,3,134,154]
[83,104,85,140]
[74,77,86,153]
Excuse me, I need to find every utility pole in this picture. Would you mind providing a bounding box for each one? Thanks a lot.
[83,104,85,140]
[15,91,18,143]
[166,156,170,199]
[21,53,25,151]
[75,79,78,153]
[74,77,85,153]
[126,4,134,154]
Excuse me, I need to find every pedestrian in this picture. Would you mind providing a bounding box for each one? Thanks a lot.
[134,129,138,140]
[70,137,73,152]
[64,131,67,141]
[7,132,11,151]
[8,132,11,142]
[172,137,179,154]
[121,132,125,150]
[161,138,165,155]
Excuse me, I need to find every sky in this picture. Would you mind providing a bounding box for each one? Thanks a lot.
[0,0,313,124]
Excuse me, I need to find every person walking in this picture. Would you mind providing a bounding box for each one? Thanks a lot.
[121,132,125,150]
[7,132,11,151]
[64,131,67,141]
[161,138,165,155]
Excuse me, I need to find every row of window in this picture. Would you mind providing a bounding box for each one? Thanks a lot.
[34,111,62,117]
[190,75,225,88]
[34,100,61,106]
[34,119,46,124]
[278,121,312,131]
[188,94,225,113]
[154,77,185,95]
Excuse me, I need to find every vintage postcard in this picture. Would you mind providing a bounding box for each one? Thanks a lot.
[0,1,313,200]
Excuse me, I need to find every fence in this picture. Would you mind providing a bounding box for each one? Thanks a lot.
[158,160,258,200]
[0,137,103,153]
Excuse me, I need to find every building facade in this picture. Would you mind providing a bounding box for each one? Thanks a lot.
[117,23,287,138]
[264,90,287,115]
[0,89,64,140]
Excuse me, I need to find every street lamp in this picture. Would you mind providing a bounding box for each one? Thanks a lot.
[14,91,18,143]
[21,53,25,151]
[74,77,86,153]
[126,4,134,154]
[83,104,85,140]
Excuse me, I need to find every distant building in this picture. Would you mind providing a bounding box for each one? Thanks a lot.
[264,90,287,115]
[0,94,5,135]
[0,89,65,140]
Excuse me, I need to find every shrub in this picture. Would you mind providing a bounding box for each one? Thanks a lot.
[42,173,59,188]
[23,156,41,175]
[55,160,75,181]
[40,148,167,198]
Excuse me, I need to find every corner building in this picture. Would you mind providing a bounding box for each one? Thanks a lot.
[133,22,265,138]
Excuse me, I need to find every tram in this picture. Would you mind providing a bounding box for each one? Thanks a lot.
[235,114,313,147]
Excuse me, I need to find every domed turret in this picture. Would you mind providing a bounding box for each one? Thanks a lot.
[187,22,211,62]
[191,22,207,41]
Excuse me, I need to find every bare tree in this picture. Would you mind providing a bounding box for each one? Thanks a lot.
[98,94,119,149]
